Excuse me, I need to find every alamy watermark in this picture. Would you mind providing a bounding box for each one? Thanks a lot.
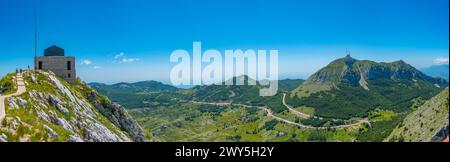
[170,42,278,96]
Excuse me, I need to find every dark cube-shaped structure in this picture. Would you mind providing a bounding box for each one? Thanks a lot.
[44,45,65,56]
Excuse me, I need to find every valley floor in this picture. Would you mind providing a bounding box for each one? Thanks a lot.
[129,95,377,142]
[192,95,370,130]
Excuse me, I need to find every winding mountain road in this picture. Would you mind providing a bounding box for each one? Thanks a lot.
[282,93,311,119]
[280,93,370,129]
[262,104,369,130]
[191,94,370,130]
[0,73,27,125]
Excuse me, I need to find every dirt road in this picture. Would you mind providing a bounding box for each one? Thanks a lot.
[0,73,26,124]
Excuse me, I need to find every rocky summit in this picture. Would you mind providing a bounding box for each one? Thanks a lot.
[0,70,147,142]
[293,55,448,98]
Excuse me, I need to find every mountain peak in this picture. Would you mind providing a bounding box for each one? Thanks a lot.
[395,59,406,63]
[391,59,411,67]
[337,54,357,62]
[421,64,449,81]
[345,54,354,60]
[293,57,448,98]
[222,75,258,85]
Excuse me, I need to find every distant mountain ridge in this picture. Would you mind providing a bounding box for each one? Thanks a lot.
[288,55,448,119]
[421,64,449,81]
[89,81,180,109]
[293,55,447,98]
[90,77,304,110]
[90,80,179,94]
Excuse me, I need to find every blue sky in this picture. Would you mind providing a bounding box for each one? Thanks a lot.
[0,0,448,84]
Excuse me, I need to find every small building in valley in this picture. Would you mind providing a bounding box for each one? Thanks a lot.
[34,45,76,83]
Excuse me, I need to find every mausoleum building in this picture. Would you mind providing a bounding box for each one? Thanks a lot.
[34,45,76,83]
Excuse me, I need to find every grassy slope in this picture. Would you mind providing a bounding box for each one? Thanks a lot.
[288,57,446,119]
[0,73,18,95]
[286,79,442,119]
[89,81,179,109]
[385,87,449,142]
[0,71,129,142]
[129,103,360,142]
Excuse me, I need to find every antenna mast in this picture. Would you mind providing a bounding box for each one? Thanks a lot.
[34,12,38,58]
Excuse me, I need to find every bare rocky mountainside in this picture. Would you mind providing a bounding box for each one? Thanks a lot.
[0,70,147,142]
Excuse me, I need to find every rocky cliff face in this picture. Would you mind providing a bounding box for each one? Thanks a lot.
[87,91,146,142]
[0,71,147,142]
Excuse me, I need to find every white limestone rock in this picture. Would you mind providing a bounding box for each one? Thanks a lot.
[0,134,7,142]
[49,110,75,132]
[16,97,27,109]
[44,125,59,139]
[7,97,19,109]
[68,135,84,142]
[83,122,129,142]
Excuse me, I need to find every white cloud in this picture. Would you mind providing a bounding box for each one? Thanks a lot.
[115,52,124,59]
[93,66,102,69]
[81,59,92,65]
[113,52,140,63]
[433,57,449,65]
[122,58,140,63]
